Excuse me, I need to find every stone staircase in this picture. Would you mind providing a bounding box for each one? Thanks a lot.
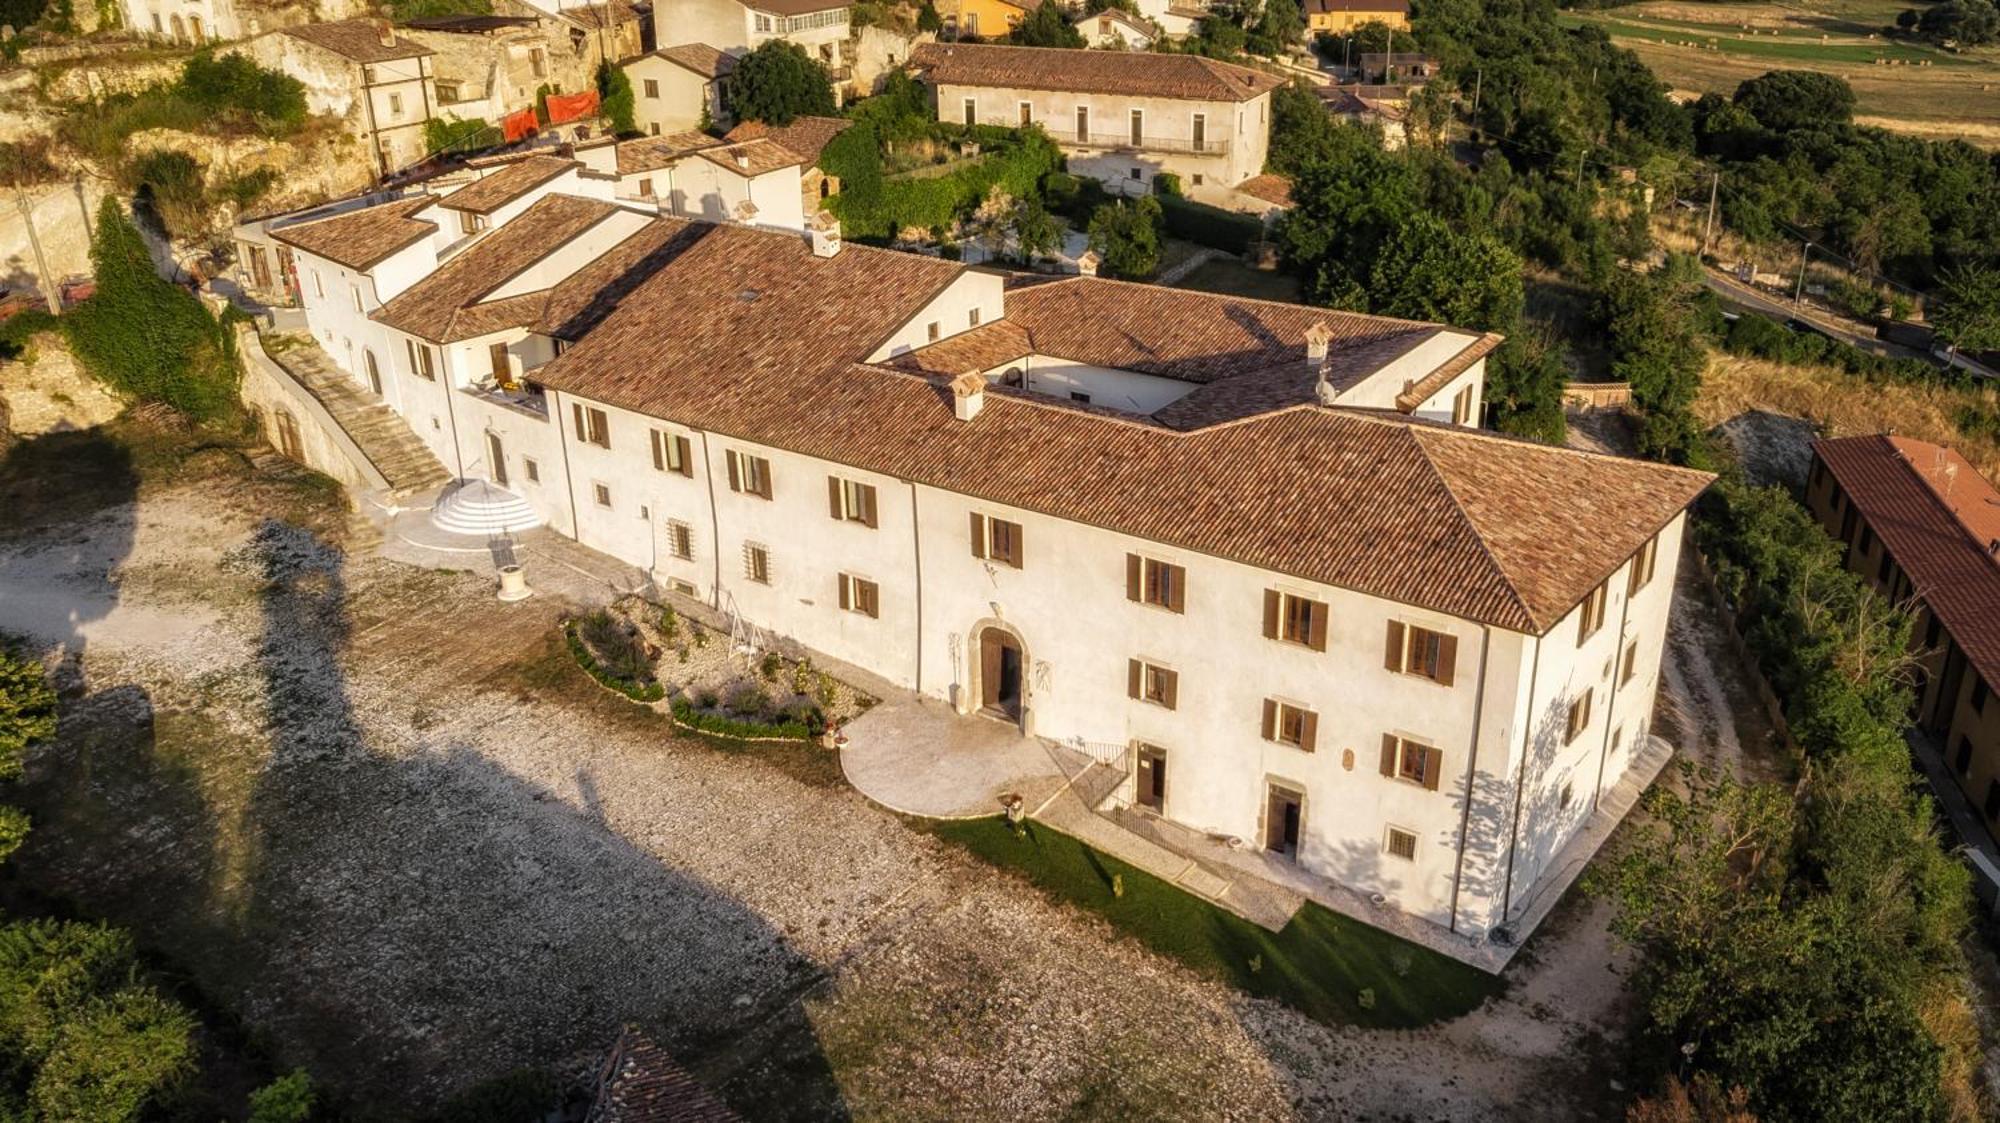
[264,341,453,498]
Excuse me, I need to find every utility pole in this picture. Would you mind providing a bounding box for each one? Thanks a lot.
[1794,241,1813,306]
[12,186,60,315]
[1699,171,1718,257]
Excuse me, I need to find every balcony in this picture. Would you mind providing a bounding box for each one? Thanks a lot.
[1062,132,1230,157]
[461,380,549,420]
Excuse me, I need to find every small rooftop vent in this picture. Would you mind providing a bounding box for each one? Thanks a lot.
[1076,249,1101,277]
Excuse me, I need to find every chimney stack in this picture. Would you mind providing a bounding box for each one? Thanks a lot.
[735,151,751,169]
[809,209,842,257]
[732,198,759,224]
[375,17,394,46]
[1305,321,1333,368]
[950,370,985,422]
[1076,249,1100,277]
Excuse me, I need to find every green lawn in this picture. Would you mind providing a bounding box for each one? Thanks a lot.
[1559,13,1947,64]
[931,816,1505,1029]
[1170,258,1304,304]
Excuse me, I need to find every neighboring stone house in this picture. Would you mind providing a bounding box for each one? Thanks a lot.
[1074,7,1157,50]
[662,0,857,90]
[122,0,353,44]
[234,20,438,178]
[624,44,736,135]
[401,14,585,137]
[1806,436,2000,846]
[723,114,851,207]
[1304,0,1409,34]
[1356,49,1434,84]
[1136,0,1207,39]
[573,132,809,230]
[263,168,1710,947]
[909,41,1281,199]
[1323,85,1405,149]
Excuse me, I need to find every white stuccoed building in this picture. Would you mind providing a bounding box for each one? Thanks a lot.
[260,174,1710,949]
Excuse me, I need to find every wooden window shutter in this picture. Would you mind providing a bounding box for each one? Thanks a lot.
[1262,590,1280,639]
[1160,668,1177,710]
[1435,633,1458,687]
[969,512,987,559]
[1423,746,1444,791]
[1126,554,1142,602]
[839,575,851,611]
[572,403,586,441]
[828,476,843,520]
[861,485,877,528]
[1262,699,1278,741]
[1299,710,1318,753]
[726,451,741,492]
[1379,734,1397,776]
[1127,659,1142,700]
[1167,565,1185,613]
[862,581,878,618]
[1384,620,1405,672]
[1306,601,1328,652]
[675,436,692,477]
[650,430,664,471]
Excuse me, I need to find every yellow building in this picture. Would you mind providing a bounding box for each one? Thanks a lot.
[1305,0,1409,34]
[942,0,1040,39]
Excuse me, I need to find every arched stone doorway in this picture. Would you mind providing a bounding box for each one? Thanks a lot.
[969,622,1027,727]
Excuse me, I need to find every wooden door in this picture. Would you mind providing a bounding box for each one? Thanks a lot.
[487,432,508,487]
[1136,746,1165,811]
[1265,785,1301,857]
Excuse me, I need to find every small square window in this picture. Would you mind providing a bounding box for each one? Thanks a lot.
[1069,391,1092,404]
[1191,174,1204,186]
[667,520,693,560]
[669,578,698,596]
[927,321,941,342]
[593,483,612,508]
[744,543,771,584]
[523,457,540,483]
[1385,827,1417,862]
[969,307,981,327]
[643,78,659,98]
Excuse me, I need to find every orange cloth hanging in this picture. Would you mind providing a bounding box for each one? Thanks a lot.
[502,106,540,143]
[544,89,601,125]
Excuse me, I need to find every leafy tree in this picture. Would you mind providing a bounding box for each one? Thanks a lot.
[0,646,55,781]
[1248,0,1304,55]
[1086,196,1163,279]
[1007,0,1085,47]
[725,40,836,125]
[1918,0,2000,45]
[917,0,941,31]
[64,199,239,420]
[423,114,495,155]
[177,51,308,133]
[1365,213,1522,332]
[1011,196,1062,260]
[248,1069,316,1123]
[596,60,636,136]
[1896,7,1921,29]
[1266,81,1340,176]
[1731,70,1855,132]
[1931,263,2000,353]
[1485,332,1568,443]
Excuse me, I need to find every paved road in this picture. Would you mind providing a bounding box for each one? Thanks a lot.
[1702,269,1933,364]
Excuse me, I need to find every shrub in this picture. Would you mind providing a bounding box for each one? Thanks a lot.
[726,40,836,126]
[1156,193,1261,254]
[424,115,496,156]
[564,620,664,702]
[1152,171,1182,197]
[596,60,636,136]
[670,698,814,740]
[759,651,782,681]
[64,199,240,421]
[177,51,308,133]
[696,688,719,709]
[247,1070,314,1123]
[125,149,208,241]
[1087,196,1164,279]
[726,683,771,717]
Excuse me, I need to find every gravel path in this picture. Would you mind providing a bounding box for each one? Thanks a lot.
[0,485,1652,1119]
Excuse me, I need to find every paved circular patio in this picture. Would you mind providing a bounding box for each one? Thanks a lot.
[840,695,1071,819]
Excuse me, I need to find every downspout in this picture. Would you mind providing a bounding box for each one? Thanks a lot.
[438,343,467,479]
[1592,572,1637,812]
[360,63,386,180]
[699,430,723,611]
[552,390,582,539]
[909,480,923,694]
[1446,622,1493,934]
[1498,631,1542,927]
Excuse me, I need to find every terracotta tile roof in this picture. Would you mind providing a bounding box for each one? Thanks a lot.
[1150,330,1437,429]
[561,0,641,29]
[439,155,579,215]
[372,194,623,342]
[909,42,1284,102]
[1395,332,1503,410]
[694,138,804,177]
[532,224,1709,632]
[536,218,707,340]
[652,42,736,77]
[1074,6,1153,33]
[723,115,853,163]
[743,0,849,14]
[1235,172,1293,208]
[280,19,432,62]
[615,132,725,176]
[589,1028,738,1122]
[269,194,437,271]
[1815,435,2000,690]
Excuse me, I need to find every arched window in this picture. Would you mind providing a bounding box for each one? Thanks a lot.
[169,13,185,40]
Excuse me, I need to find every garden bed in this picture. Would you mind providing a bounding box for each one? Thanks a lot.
[565,597,873,741]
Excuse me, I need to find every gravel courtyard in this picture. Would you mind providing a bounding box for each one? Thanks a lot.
[0,476,1665,1120]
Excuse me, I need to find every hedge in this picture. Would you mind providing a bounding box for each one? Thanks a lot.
[1157,193,1263,254]
[564,620,665,702]
[670,698,814,741]
[825,122,1062,241]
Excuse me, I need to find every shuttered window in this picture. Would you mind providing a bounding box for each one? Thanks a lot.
[1577,582,1608,643]
[828,476,879,527]
[969,513,1023,568]
[1125,659,1178,710]
[1125,554,1186,613]
[650,429,692,476]
[1379,734,1443,791]
[1620,639,1639,685]
[1564,689,1593,745]
[1627,534,1659,595]
[1383,621,1457,685]
[744,543,770,584]
[726,450,772,499]
[406,339,436,380]
[838,573,879,618]
[571,404,609,449]
[1261,590,1327,651]
[1260,699,1317,752]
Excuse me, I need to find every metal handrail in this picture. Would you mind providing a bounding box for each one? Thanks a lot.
[1061,131,1230,156]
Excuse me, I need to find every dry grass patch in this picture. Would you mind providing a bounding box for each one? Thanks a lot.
[1696,353,2000,480]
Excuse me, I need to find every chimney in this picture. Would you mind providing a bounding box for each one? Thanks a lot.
[1076,249,1100,277]
[809,209,842,257]
[734,151,751,169]
[950,370,985,422]
[732,198,759,223]
[375,17,394,46]
[1305,321,1332,368]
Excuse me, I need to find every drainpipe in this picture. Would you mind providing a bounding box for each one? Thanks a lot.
[698,430,722,611]
[1498,631,1542,926]
[1593,568,1638,812]
[552,389,582,539]
[438,343,467,479]
[1446,622,1492,934]
[909,480,923,694]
